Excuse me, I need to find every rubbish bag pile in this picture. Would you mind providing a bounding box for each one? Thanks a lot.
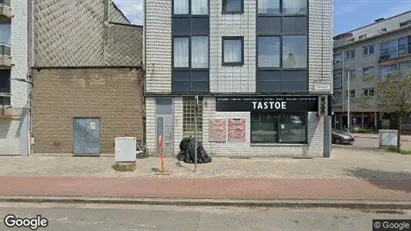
[178,138,212,164]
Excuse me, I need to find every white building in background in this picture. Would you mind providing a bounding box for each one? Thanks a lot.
[0,0,30,155]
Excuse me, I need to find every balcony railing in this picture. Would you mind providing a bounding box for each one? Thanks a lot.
[0,43,11,56]
[0,0,11,7]
[380,45,411,61]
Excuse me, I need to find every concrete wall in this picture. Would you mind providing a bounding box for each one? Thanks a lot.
[32,68,144,154]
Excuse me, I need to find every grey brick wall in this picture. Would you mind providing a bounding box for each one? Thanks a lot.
[209,0,256,93]
[145,0,172,93]
[308,0,333,93]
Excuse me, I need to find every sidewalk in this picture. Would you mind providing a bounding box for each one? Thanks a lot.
[1,177,410,201]
[352,133,411,142]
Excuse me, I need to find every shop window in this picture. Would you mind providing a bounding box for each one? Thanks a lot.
[251,113,307,144]
[183,97,203,141]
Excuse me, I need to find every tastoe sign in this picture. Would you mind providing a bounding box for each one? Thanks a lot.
[216,96,318,112]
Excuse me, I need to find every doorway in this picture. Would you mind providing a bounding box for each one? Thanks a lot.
[156,98,174,156]
[73,118,100,155]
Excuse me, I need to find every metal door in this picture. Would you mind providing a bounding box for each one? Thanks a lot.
[73,118,100,155]
[156,116,174,156]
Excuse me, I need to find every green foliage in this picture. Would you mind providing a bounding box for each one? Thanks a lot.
[386,146,411,155]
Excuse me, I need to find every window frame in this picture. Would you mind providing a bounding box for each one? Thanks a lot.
[345,49,355,59]
[222,36,244,66]
[250,112,308,144]
[363,45,374,56]
[363,66,374,77]
[173,0,209,16]
[222,0,244,14]
[257,35,281,68]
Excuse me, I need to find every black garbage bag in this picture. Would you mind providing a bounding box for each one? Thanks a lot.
[178,138,212,164]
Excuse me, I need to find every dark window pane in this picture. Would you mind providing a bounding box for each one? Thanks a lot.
[191,81,209,92]
[223,0,242,12]
[173,18,190,34]
[191,17,209,35]
[282,81,307,92]
[258,0,280,14]
[283,0,307,14]
[172,81,191,92]
[258,37,280,67]
[191,71,209,81]
[256,81,282,92]
[156,98,173,115]
[283,36,307,68]
[251,113,277,142]
[174,0,189,14]
[223,38,243,64]
[173,71,190,81]
[282,70,307,81]
[257,17,281,35]
[174,37,189,67]
[278,113,307,143]
[282,17,307,34]
[257,70,282,81]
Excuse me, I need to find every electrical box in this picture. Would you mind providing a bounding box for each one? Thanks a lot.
[115,137,136,162]
[379,130,398,148]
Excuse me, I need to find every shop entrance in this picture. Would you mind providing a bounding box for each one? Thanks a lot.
[155,98,174,156]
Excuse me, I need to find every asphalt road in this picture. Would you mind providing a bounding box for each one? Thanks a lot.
[0,203,410,231]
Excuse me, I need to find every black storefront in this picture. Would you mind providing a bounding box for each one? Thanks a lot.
[216,96,321,144]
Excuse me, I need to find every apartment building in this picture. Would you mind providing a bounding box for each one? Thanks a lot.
[30,0,144,155]
[0,0,30,155]
[145,0,333,157]
[332,11,411,131]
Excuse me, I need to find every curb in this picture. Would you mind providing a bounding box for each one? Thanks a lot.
[1,196,411,210]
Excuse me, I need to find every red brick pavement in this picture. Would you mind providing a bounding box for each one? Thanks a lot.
[0,177,410,201]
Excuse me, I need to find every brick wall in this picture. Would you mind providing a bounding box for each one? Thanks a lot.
[32,68,144,154]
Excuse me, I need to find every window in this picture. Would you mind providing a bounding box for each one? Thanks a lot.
[333,72,342,89]
[173,37,189,67]
[183,97,203,141]
[380,39,398,59]
[0,70,11,106]
[381,64,398,81]
[257,36,280,67]
[363,88,375,97]
[258,0,280,14]
[333,93,342,106]
[398,37,408,56]
[191,36,209,68]
[347,70,356,78]
[283,0,307,14]
[174,0,189,14]
[345,50,355,59]
[282,36,307,68]
[156,98,173,115]
[400,20,411,27]
[345,90,355,99]
[363,67,374,77]
[0,23,11,46]
[222,37,243,65]
[333,53,342,69]
[222,0,243,13]
[363,45,374,56]
[359,34,367,40]
[251,113,307,144]
[378,28,387,33]
[191,0,208,15]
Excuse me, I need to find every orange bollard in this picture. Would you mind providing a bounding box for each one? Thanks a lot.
[156,136,169,175]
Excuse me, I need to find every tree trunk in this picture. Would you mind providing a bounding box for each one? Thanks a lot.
[397,114,402,152]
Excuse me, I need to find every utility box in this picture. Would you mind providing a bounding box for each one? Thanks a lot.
[115,137,137,163]
[379,130,398,148]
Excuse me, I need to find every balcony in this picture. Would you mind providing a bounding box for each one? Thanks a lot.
[0,0,13,20]
[0,43,11,67]
[379,45,411,62]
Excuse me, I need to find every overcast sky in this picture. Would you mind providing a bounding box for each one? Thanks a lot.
[113,0,411,35]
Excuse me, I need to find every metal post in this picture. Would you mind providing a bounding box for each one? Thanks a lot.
[194,95,198,173]
[347,70,351,132]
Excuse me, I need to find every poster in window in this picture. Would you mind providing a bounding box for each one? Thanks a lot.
[228,118,245,143]
[209,118,226,142]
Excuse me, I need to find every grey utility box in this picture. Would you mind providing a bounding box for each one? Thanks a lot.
[379,130,398,148]
[115,137,137,163]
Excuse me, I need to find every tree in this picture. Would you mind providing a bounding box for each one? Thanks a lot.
[355,71,411,152]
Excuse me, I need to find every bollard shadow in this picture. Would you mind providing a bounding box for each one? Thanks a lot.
[176,161,195,172]
[151,168,160,173]
[345,168,411,193]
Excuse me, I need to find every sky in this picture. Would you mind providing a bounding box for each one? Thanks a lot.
[113,0,411,35]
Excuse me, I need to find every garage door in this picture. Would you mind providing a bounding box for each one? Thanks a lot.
[0,119,20,155]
